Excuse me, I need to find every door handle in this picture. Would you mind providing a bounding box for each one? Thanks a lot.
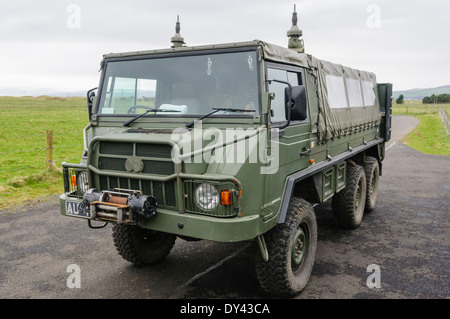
[300,148,311,157]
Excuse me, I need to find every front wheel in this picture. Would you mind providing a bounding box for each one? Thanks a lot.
[255,197,317,297]
[112,224,176,266]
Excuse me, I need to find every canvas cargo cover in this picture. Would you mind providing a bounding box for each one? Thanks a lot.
[259,41,381,141]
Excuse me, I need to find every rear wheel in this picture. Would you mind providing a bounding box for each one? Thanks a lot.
[112,224,176,266]
[332,163,367,229]
[364,157,380,213]
[255,197,317,297]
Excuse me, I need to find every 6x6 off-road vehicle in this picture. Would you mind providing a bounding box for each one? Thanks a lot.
[60,11,392,296]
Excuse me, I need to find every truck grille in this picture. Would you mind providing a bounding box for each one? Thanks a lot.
[98,176,176,207]
[91,141,177,208]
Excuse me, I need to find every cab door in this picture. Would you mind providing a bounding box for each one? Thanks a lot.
[260,63,312,220]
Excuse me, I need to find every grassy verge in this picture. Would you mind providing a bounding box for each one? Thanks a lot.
[0,96,88,210]
[392,100,450,155]
[402,113,450,155]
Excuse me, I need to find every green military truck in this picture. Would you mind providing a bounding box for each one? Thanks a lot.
[60,12,392,296]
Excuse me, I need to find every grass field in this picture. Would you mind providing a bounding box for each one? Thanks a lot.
[0,96,88,210]
[0,97,449,211]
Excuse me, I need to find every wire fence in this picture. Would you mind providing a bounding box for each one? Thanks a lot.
[440,107,450,135]
[0,130,84,174]
[392,104,440,114]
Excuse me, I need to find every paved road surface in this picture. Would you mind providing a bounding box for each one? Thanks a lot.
[1,115,448,300]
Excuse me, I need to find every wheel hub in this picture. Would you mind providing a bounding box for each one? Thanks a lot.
[292,224,308,270]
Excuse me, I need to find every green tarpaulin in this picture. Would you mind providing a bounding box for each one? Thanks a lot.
[260,41,381,141]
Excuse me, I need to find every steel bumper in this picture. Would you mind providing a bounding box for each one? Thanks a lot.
[59,193,261,242]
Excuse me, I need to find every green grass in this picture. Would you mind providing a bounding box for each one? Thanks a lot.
[0,96,88,210]
[402,113,450,155]
[392,100,450,155]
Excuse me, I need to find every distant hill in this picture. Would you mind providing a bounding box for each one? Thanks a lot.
[393,85,450,100]
[0,87,86,97]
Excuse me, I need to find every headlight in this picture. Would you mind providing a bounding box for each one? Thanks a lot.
[195,183,219,211]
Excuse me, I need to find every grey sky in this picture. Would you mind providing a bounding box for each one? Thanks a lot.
[0,0,449,93]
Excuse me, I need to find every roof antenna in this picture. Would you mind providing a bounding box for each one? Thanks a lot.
[287,5,304,53]
[171,15,185,48]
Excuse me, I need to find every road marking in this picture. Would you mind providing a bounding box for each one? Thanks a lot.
[386,141,397,152]
[162,243,251,298]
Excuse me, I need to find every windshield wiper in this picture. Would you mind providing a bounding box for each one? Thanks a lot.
[123,108,181,127]
[185,107,254,128]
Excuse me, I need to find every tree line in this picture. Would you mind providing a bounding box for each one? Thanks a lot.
[422,94,450,104]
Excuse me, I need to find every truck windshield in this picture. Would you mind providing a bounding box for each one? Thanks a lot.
[97,50,259,117]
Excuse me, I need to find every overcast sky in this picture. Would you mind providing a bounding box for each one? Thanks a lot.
[1,0,449,94]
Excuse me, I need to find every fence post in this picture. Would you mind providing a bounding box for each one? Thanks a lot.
[439,107,450,135]
[46,130,53,169]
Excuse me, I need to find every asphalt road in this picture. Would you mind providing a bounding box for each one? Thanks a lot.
[1,115,449,300]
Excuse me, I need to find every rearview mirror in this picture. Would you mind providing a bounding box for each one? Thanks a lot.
[285,85,307,121]
[268,79,308,129]
[87,87,97,122]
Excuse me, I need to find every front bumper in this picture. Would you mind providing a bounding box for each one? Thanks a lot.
[59,193,261,242]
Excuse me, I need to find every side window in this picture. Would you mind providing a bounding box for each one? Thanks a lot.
[326,75,348,109]
[361,81,377,106]
[346,78,363,107]
[325,75,377,110]
[267,68,300,122]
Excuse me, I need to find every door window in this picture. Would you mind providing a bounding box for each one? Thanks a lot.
[267,68,300,122]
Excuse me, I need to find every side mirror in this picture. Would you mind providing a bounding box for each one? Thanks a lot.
[285,85,307,121]
[87,87,97,122]
[268,79,308,129]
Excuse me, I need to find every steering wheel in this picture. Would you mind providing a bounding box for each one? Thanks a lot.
[127,105,155,114]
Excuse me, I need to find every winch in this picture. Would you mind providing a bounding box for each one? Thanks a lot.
[81,188,157,224]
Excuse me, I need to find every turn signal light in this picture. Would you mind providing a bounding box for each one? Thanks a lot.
[71,175,77,187]
[221,190,232,206]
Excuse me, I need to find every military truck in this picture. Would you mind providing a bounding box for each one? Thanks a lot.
[60,10,392,296]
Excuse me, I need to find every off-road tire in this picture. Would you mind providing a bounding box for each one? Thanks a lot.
[363,156,379,213]
[332,163,367,229]
[255,197,317,297]
[112,224,176,266]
